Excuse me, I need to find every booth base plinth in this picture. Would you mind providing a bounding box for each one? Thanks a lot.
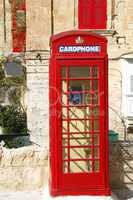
[45,186,113,199]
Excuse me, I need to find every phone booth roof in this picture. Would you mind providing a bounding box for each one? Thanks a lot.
[50,30,107,58]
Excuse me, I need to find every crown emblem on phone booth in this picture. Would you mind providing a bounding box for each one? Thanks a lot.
[76,36,84,44]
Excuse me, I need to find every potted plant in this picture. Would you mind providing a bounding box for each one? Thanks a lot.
[0,105,27,135]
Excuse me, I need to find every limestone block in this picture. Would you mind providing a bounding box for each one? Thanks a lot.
[109,142,133,189]
[0,0,4,51]
[53,0,74,33]
[26,0,51,50]
[0,146,48,191]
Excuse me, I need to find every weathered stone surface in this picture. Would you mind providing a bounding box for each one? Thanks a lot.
[0,146,48,191]
[109,141,133,190]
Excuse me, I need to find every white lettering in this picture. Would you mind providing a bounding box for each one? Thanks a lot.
[59,46,101,53]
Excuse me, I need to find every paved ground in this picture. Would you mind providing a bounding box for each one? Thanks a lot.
[0,188,133,200]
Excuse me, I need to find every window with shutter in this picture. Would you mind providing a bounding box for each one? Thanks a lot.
[122,59,133,117]
[11,0,26,52]
[78,0,107,29]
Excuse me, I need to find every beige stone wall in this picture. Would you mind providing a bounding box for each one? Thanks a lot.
[26,0,51,50]
[109,141,133,189]
[0,0,12,52]
[25,52,49,147]
[0,0,4,51]
[53,0,75,34]
[0,145,48,191]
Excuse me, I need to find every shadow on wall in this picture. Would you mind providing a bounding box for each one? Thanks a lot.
[109,141,133,200]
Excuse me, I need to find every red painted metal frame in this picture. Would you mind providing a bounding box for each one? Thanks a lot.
[78,0,107,29]
[49,30,110,196]
[11,0,26,52]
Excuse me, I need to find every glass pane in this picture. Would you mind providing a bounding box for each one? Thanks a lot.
[62,94,67,105]
[69,88,83,105]
[63,133,68,138]
[70,147,92,159]
[62,138,68,147]
[87,160,92,172]
[69,80,91,91]
[70,137,92,146]
[85,93,91,104]
[62,80,67,92]
[62,66,66,78]
[94,134,99,145]
[62,108,67,119]
[69,120,92,132]
[93,106,99,116]
[62,121,67,133]
[94,160,100,172]
[62,148,68,159]
[94,120,99,130]
[93,93,98,104]
[69,66,90,78]
[70,133,91,138]
[63,161,68,173]
[93,80,98,91]
[92,66,98,77]
[94,148,99,158]
[69,107,91,119]
[70,161,92,173]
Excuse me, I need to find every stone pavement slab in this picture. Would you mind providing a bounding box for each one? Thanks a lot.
[0,191,114,200]
[0,188,132,200]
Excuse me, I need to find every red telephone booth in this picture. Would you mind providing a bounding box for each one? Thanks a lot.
[49,30,110,196]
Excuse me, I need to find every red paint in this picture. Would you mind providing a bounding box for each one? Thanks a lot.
[78,0,107,29]
[11,0,26,52]
[49,30,110,196]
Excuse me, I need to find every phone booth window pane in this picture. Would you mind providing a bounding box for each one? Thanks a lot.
[70,133,91,139]
[94,148,99,158]
[92,66,98,77]
[69,87,83,105]
[94,120,99,130]
[70,80,91,91]
[62,139,68,147]
[94,134,99,145]
[70,161,91,173]
[69,120,92,133]
[70,137,91,146]
[62,95,67,105]
[62,108,67,119]
[63,148,68,159]
[62,80,67,92]
[94,160,100,172]
[93,93,98,104]
[62,66,66,78]
[70,148,90,159]
[94,80,98,91]
[85,148,92,159]
[85,93,91,105]
[69,66,90,78]
[63,161,68,173]
[62,121,67,133]
[93,106,99,116]
[69,107,91,119]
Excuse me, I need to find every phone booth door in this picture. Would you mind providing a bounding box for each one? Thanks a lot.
[57,59,106,195]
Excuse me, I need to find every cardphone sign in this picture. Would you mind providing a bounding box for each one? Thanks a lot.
[59,45,101,53]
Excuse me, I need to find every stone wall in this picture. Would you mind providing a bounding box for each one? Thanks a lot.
[109,141,133,190]
[0,141,132,192]
[25,51,49,147]
[0,0,12,52]
[0,145,48,191]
